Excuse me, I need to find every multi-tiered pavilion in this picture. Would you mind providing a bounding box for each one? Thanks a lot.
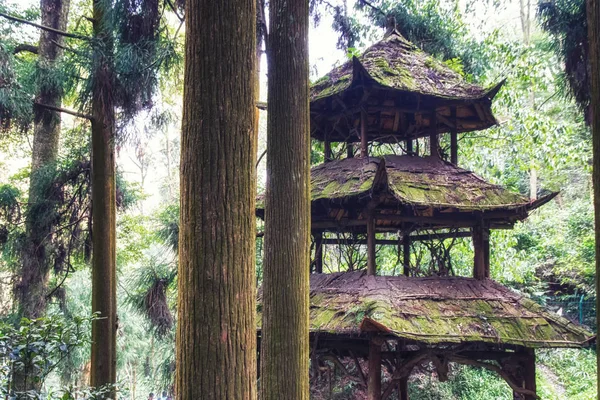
[258,25,593,400]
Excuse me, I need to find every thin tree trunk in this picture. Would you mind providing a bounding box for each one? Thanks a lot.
[89,0,117,395]
[587,1,600,399]
[260,0,310,398]
[16,0,71,320]
[175,0,257,399]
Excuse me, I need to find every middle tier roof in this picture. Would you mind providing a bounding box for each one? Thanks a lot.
[257,155,555,232]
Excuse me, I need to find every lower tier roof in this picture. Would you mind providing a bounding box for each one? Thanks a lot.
[257,271,593,349]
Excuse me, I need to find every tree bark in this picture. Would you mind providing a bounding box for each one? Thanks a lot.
[260,0,310,398]
[89,0,117,395]
[16,0,71,320]
[586,1,600,399]
[175,0,257,399]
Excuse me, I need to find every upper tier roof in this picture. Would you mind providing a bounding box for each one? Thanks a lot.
[258,271,594,349]
[257,155,555,231]
[309,30,504,143]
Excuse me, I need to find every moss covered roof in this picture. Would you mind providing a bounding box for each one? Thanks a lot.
[310,154,552,212]
[311,31,500,102]
[257,272,594,348]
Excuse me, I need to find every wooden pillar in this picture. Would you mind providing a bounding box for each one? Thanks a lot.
[402,233,410,276]
[361,109,368,157]
[324,139,332,162]
[367,214,376,275]
[398,377,409,400]
[405,138,413,155]
[514,349,536,400]
[430,111,439,158]
[473,223,488,280]
[347,142,354,158]
[483,227,490,278]
[368,338,382,400]
[314,232,323,273]
[450,106,458,165]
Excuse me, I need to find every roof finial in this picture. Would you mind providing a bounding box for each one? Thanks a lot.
[384,15,397,38]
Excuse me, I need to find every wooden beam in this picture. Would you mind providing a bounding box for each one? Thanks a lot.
[367,214,376,275]
[368,338,382,400]
[361,109,369,157]
[450,106,458,165]
[314,232,323,273]
[319,231,471,246]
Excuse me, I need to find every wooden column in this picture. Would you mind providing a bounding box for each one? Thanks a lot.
[473,223,490,279]
[405,138,413,155]
[367,213,376,275]
[430,111,439,158]
[314,232,323,273]
[450,107,458,165]
[361,109,369,157]
[483,227,490,278]
[347,142,354,158]
[398,377,409,400]
[402,233,410,276]
[324,138,332,162]
[514,349,536,400]
[368,338,382,400]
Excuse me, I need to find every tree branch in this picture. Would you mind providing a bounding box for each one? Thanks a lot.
[357,0,386,17]
[164,0,184,22]
[0,11,90,40]
[13,44,38,55]
[34,102,94,121]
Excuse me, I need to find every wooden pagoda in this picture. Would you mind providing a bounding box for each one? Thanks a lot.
[257,25,594,400]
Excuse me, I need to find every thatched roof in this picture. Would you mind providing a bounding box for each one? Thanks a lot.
[257,272,594,349]
[257,155,555,230]
[309,31,504,143]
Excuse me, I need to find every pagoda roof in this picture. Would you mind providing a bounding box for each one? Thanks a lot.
[309,31,504,143]
[257,271,594,349]
[311,31,500,102]
[257,155,555,230]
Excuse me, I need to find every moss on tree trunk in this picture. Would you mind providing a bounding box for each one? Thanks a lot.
[89,0,117,395]
[587,0,600,398]
[16,0,71,320]
[175,0,257,398]
[260,0,311,398]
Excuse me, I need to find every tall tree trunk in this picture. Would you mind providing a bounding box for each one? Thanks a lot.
[89,0,117,395]
[175,0,257,399]
[16,0,71,319]
[260,0,310,398]
[587,1,600,398]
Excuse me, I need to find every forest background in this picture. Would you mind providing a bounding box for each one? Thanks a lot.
[0,0,598,399]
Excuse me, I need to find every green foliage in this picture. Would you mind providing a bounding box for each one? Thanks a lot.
[356,0,488,78]
[538,349,597,399]
[0,314,112,399]
[0,44,34,133]
[538,0,589,113]
[156,203,179,252]
[0,184,20,223]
